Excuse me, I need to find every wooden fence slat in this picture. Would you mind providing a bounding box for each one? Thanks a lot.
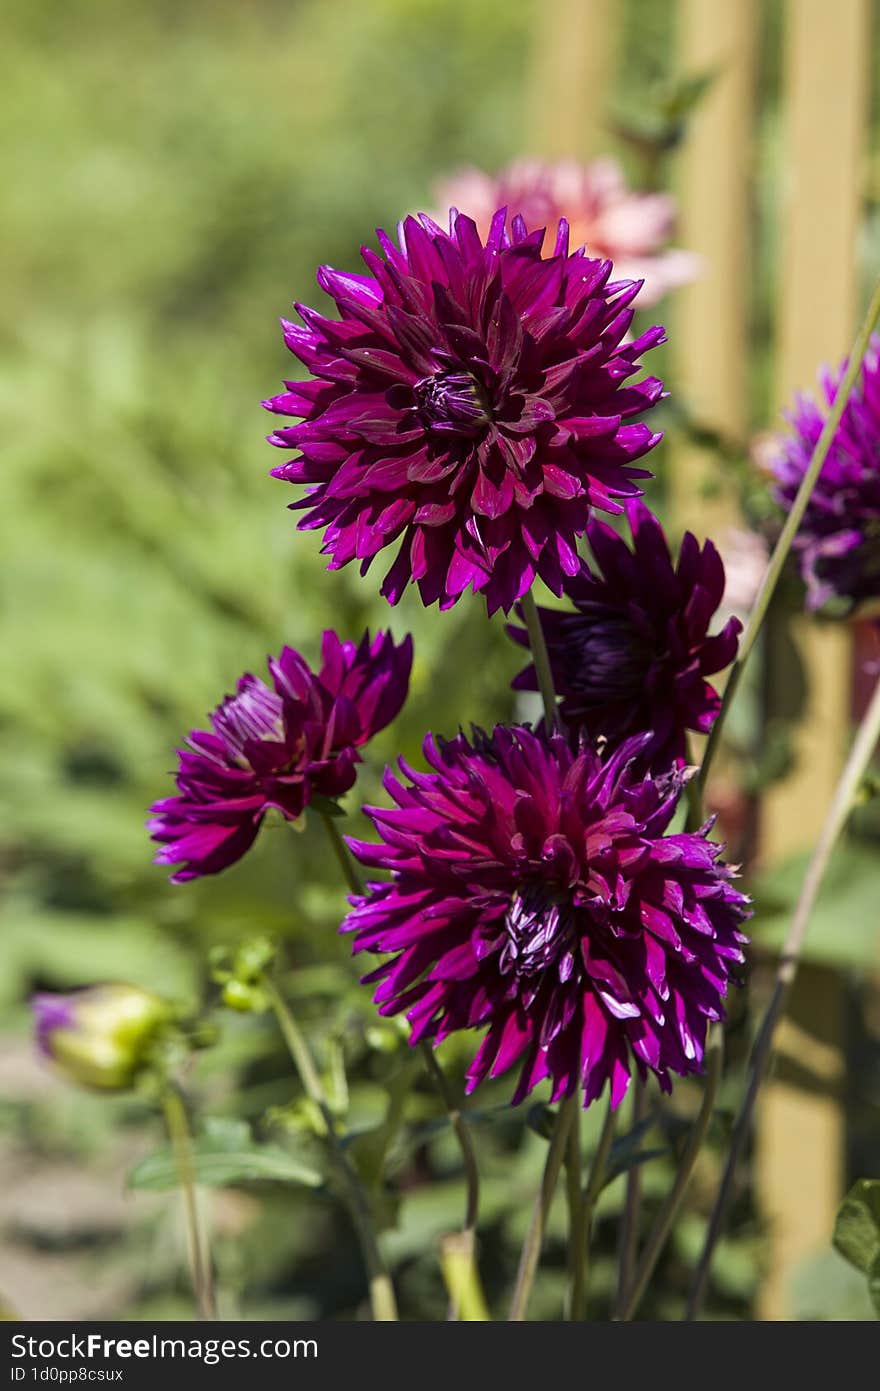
[756,0,870,1322]
[674,0,755,536]
[525,0,616,161]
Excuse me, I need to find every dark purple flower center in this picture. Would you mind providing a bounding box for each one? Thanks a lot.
[413,369,492,438]
[566,607,653,704]
[500,885,578,984]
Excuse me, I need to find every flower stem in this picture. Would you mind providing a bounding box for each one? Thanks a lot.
[262,976,398,1321]
[685,673,880,1319]
[314,809,482,1317]
[419,1046,481,1301]
[440,1231,490,1321]
[508,1093,577,1321]
[565,1114,586,1320]
[320,810,362,896]
[161,1085,216,1321]
[579,1097,617,1304]
[508,589,579,1320]
[520,589,560,729]
[618,1028,723,1321]
[614,1075,647,1316]
[689,278,880,824]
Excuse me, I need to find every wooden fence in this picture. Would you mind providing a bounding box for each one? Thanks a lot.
[529,0,873,1319]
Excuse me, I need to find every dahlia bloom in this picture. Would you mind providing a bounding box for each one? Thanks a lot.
[509,501,741,770]
[434,158,699,310]
[343,726,750,1108]
[32,985,171,1091]
[772,340,880,612]
[150,630,412,882]
[265,210,665,615]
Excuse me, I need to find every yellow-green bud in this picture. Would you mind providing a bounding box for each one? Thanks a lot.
[31,984,172,1091]
[220,979,268,1013]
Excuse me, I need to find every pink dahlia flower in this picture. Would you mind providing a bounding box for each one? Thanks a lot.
[434,158,699,310]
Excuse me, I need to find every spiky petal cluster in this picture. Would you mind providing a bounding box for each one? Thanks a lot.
[433,158,699,309]
[265,210,665,615]
[772,340,880,612]
[343,726,750,1108]
[149,630,412,882]
[509,501,741,770]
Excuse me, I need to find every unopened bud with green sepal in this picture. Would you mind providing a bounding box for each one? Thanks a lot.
[31,984,173,1091]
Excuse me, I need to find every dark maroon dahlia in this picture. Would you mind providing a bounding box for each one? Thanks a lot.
[509,501,741,770]
[343,726,750,1108]
[265,210,665,615]
[772,339,880,612]
[150,630,412,882]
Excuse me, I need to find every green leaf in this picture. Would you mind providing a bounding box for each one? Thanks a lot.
[128,1116,322,1191]
[833,1179,880,1276]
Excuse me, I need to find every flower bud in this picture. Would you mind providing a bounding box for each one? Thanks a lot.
[31,984,172,1091]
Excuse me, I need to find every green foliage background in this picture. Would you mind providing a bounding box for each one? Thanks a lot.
[2,0,878,1321]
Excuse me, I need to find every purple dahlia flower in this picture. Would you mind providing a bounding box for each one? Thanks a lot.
[509,501,741,770]
[265,210,665,615]
[343,726,750,1108]
[150,630,412,882]
[772,339,880,612]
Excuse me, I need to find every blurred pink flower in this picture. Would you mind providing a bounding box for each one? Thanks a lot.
[719,526,769,619]
[434,157,699,309]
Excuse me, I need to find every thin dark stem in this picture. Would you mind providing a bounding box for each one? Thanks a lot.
[614,1075,647,1316]
[419,1043,484,1320]
[263,976,398,1321]
[420,1044,480,1234]
[618,1029,723,1321]
[508,588,576,1321]
[685,675,880,1319]
[508,1093,577,1320]
[584,1098,618,1216]
[161,1086,216,1321]
[688,278,880,825]
[314,810,481,1318]
[565,1114,586,1320]
[320,810,362,896]
[579,1096,617,1307]
[520,589,560,729]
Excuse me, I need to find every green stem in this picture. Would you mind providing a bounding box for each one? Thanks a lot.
[508,1093,577,1321]
[315,812,482,1316]
[420,1043,480,1235]
[618,1028,723,1321]
[161,1086,216,1321]
[614,1075,647,1317]
[508,588,577,1321]
[520,589,560,728]
[508,581,583,1318]
[439,1232,490,1321]
[565,1113,586,1320]
[686,673,880,1319]
[580,1097,617,1304]
[320,810,362,896]
[689,278,880,824]
[263,976,398,1321]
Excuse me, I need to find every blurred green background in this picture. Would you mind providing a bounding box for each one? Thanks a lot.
[2,0,878,1322]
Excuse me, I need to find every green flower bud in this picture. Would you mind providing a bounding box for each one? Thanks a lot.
[31,984,172,1091]
[220,979,269,1014]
